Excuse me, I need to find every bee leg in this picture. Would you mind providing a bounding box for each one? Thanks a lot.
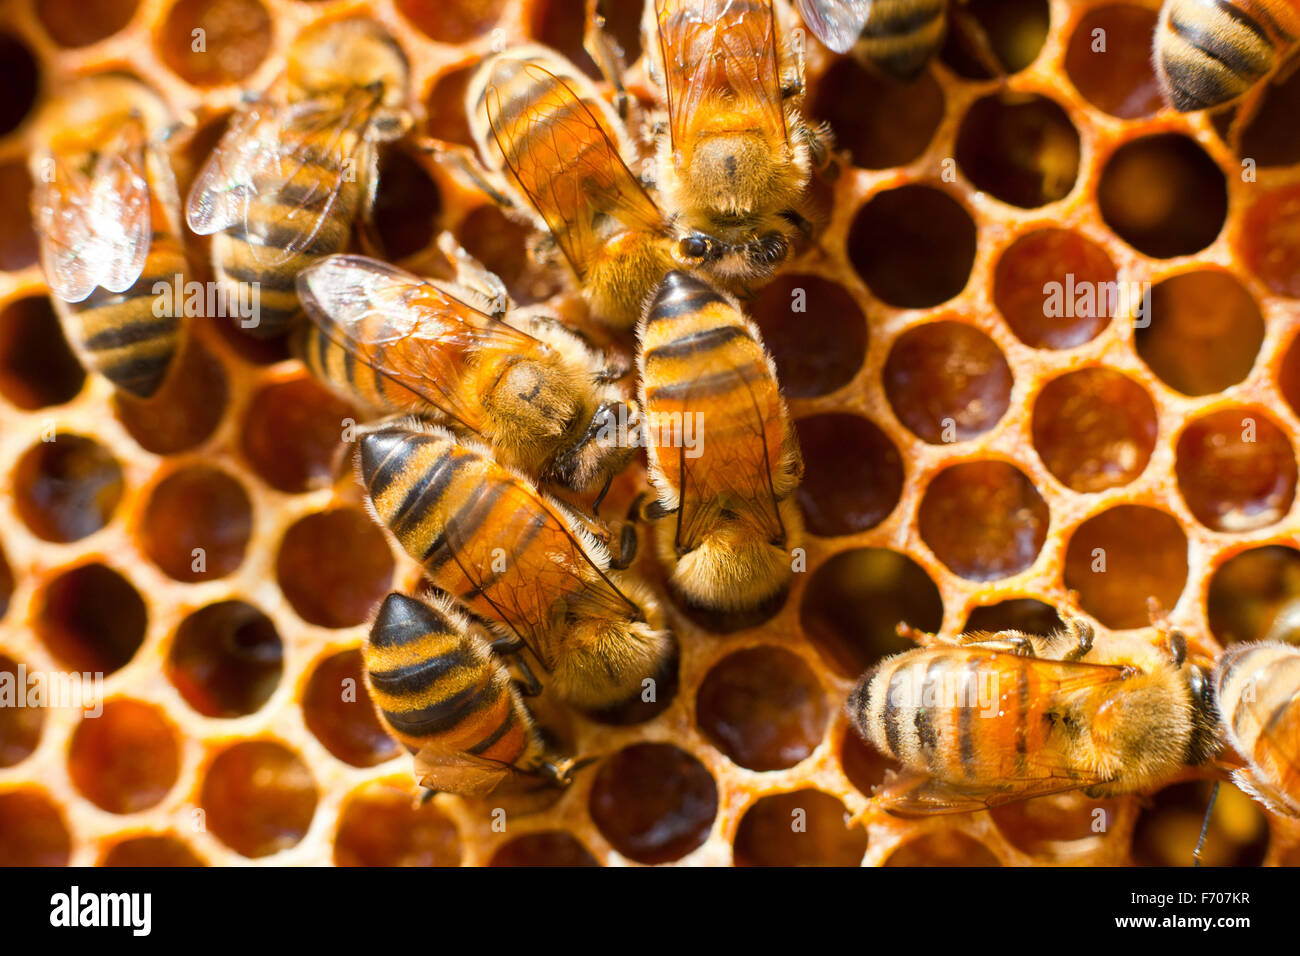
[1193,780,1220,867]
[949,5,1006,79]
[1167,629,1187,668]
[591,473,614,517]
[1060,616,1094,662]
[540,754,597,787]
[584,0,629,120]
[415,137,516,209]
[510,654,544,698]
[895,622,942,647]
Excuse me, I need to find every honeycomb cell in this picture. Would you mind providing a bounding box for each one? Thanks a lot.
[456,204,531,290]
[1031,367,1157,492]
[67,699,180,814]
[36,0,137,47]
[373,147,442,261]
[241,377,356,493]
[1132,781,1267,867]
[918,461,1049,581]
[993,228,1116,349]
[810,59,944,170]
[1207,545,1300,646]
[848,186,977,309]
[840,727,900,798]
[1175,408,1297,532]
[1064,5,1163,119]
[158,0,272,87]
[0,297,85,410]
[529,0,640,79]
[490,831,599,867]
[795,414,902,536]
[13,434,123,542]
[36,564,147,674]
[113,339,229,454]
[1063,505,1188,629]
[168,601,283,718]
[733,790,865,867]
[991,793,1120,857]
[0,654,43,767]
[883,321,1012,444]
[1236,65,1300,168]
[140,466,252,582]
[800,548,943,679]
[1137,271,1264,396]
[1097,134,1227,259]
[964,597,1064,637]
[695,646,828,772]
[883,831,1000,866]
[749,274,866,398]
[0,33,39,137]
[276,508,394,628]
[954,93,1080,208]
[200,740,318,858]
[334,780,462,866]
[938,0,1049,79]
[100,834,207,867]
[0,161,38,271]
[425,64,476,147]
[589,743,717,864]
[395,0,506,43]
[1236,185,1300,298]
[0,789,70,867]
[302,649,400,768]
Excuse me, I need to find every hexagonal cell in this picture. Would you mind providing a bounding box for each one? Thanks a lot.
[749,274,866,398]
[991,793,1120,858]
[733,790,865,867]
[883,320,1012,444]
[334,780,462,866]
[0,33,39,137]
[1236,185,1300,298]
[241,377,356,493]
[158,0,271,87]
[490,831,599,867]
[795,414,902,536]
[1064,5,1163,119]
[456,205,532,291]
[1031,367,1157,492]
[800,547,943,679]
[839,727,900,797]
[993,228,1116,349]
[276,508,394,628]
[36,564,147,674]
[68,699,180,814]
[373,147,442,261]
[99,834,207,867]
[36,0,137,47]
[810,59,944,170]
[1236,63,1300,168]
[1098,134,1227,259]
[1175,408,1297,532]
[425,63,476,147]
[0,161,38,271]
[0,654,43,768]
[695,645,828,772]
[964,597,1064,637]
[167,601,283,718]
[0,789,70,866]
[848,185,977,309]
[0,297,84,410]
[1207,545,1300,646]
[883,831,1000,866]
[1063,505,1188,629]
[13,434,123,542]
[1137,271,1264,396]
[113,339,228,454]
[938,0,1049,79]
[302,648,401,768]
[200,740,318,858]
[918,461,1049,581]
[140,466,252,582]
[395,0,507,42]
[954,93,1079,208]
[589,743,717,864]
[1132,780,1267,867]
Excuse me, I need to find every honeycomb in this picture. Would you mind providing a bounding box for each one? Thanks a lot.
[1,0,1299,867]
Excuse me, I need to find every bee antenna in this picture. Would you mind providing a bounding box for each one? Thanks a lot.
[1193,780,1219,867]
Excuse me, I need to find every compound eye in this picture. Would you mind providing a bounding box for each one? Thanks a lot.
[680,236,710,259]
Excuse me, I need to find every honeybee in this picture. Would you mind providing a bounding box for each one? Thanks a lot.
[186,18,411,338]
[643,0,829,282]
[358,420,675,712]
[1155,0,1300,112]
[364,590,586,797]
[636,271,803,614]
[464,44,678,328]
[1213,641,1300,817]
[847,615,1220,814]
[29,74,186,398]
[296,253,638,492]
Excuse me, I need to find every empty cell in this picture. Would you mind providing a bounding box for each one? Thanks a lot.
[67,699,180,814]
[795,414,902,536]
[36,564,146,674]
[276,509,394,628]
[938,0,1049,79]
[0,33,39,137]
[302,649,400,768]
[1237,185,1300,298]
[158,0,271,87]
[1063,505,1188,629]
[0,654,43,768]
[241,377,356,493]
[168,601,282,718]
[372,147,442,261]
[884,831,1000,866]
[840,728,901,798]
[0,789,70,867]
[1207,545,1300,646]
[100,834,207,867]
[396,0,507,43]
[1236,65,1300,168]
[991,792,1121,858]
[993,229,1116,349]
[810,59,944,170]
[14,435,123,543]
[334,780,462,866]
[200,740,318,858]
[750,274,866,398]
[1131,781,1266,867]
[456,204,532,291]
[36,0,137,47]
[589,743,717,864]
[954,93,1080,208]
[964,597,1064,637]
[0,297,84,410]
[490,831,599,867]
[0,161,38,271]
[140,466,252,581]
[1176,408,1297,532]
[1064,5,1164,119]
[113,339,228,454]
[733,790,865,867]
[425,64,476,148]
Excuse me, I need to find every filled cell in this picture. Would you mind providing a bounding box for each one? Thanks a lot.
[36,0,137,47]
[100,834,207,867]
[1064,5,1163,119]
[200,740,318,858]
[333,780,462,866]
[993,229,1116,349]
[14,435,123,543]
[0,789,70,866]
[302,649,400,768]
[883,831,1000,866]
[1207,545,1300,646]
[241,377,356,493]
[0,654,43,768]
[490,831,599,867]
[749,274,866,398]
[168,601,282,718]
[158,0,271,87]
[140,466,252,582]
[1236,185,1300,298]
[395,0,506,43]
[733,790,865,867]
[1175,408,1297,532]
[795,414,903,536]
[589,743,717,864]
[36,564,146,674]
[1063,505,1188,629]
[276,509,393,628]
[67,699,180,814]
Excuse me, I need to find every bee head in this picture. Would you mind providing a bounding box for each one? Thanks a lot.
[545,399,639,491]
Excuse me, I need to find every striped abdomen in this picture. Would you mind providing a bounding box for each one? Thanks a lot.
[857,0,947,81]
[364,591,542,770]
[293,321,429,415]
[1215,641,1300,813]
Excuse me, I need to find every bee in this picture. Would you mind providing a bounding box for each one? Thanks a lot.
[1154,0,1300,112]
[1213,641,1300,817]
[358,419,675,712]
[295,253,638,492]
[364,590,586,797]
[28,74,187,398]
[847,615,1220,814]
[636,271,803,615]
[464,43,678,328]
[186,18,411,338]
[644,0,829,281]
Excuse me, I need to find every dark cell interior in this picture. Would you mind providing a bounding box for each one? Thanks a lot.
[795,413,903,536]
[302,649,401,768]
[200,740,318,858]
[276,508,394,628]
[1063,505,1188,629]
[14,434,123,543]
[167,600,283,718]
[36,564,147,675]
[140,466,252,582]
[1064,5,1163,119]
[732,789,865,867]
[67,699,180,814]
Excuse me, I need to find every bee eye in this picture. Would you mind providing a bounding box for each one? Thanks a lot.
[679,236,710,259]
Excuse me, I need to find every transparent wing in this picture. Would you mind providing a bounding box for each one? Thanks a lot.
[795,0,871,53]
[875,770,1109,817]
[414,742,531,797]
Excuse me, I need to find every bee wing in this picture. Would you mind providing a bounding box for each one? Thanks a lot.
[33,125,152,302]
[414,742,534,797]
[794,0,871,54]
[484,60,666,280]
[655,0,789,158]
[875,771,1105,817]
[297,255,542,434]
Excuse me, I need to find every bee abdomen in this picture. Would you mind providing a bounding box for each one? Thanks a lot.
[859,0,947,82]
[1157,0,1291,110]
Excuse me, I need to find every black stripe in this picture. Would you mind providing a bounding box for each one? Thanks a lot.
[467,697,516,756]
[369,605,453,650]
[462,509,550,601]
[102,353,174,396]
[83,317,177,351]
[1014,660,1029,776]
[883,667,904,759]
[366,429,426,498]
[646,324,748,363]
[382,681,489,737]
[648,365,752,401]
[646,288,725,324]
[957,656,980,780]
[1213,0,1273,44]
[866,0,943,36]
[1170,6,1264,77]
[391,449,473,538]
[916,656,941,771]
[421,479,505,567]
[218,259,300,292]
[368,644,476,696]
